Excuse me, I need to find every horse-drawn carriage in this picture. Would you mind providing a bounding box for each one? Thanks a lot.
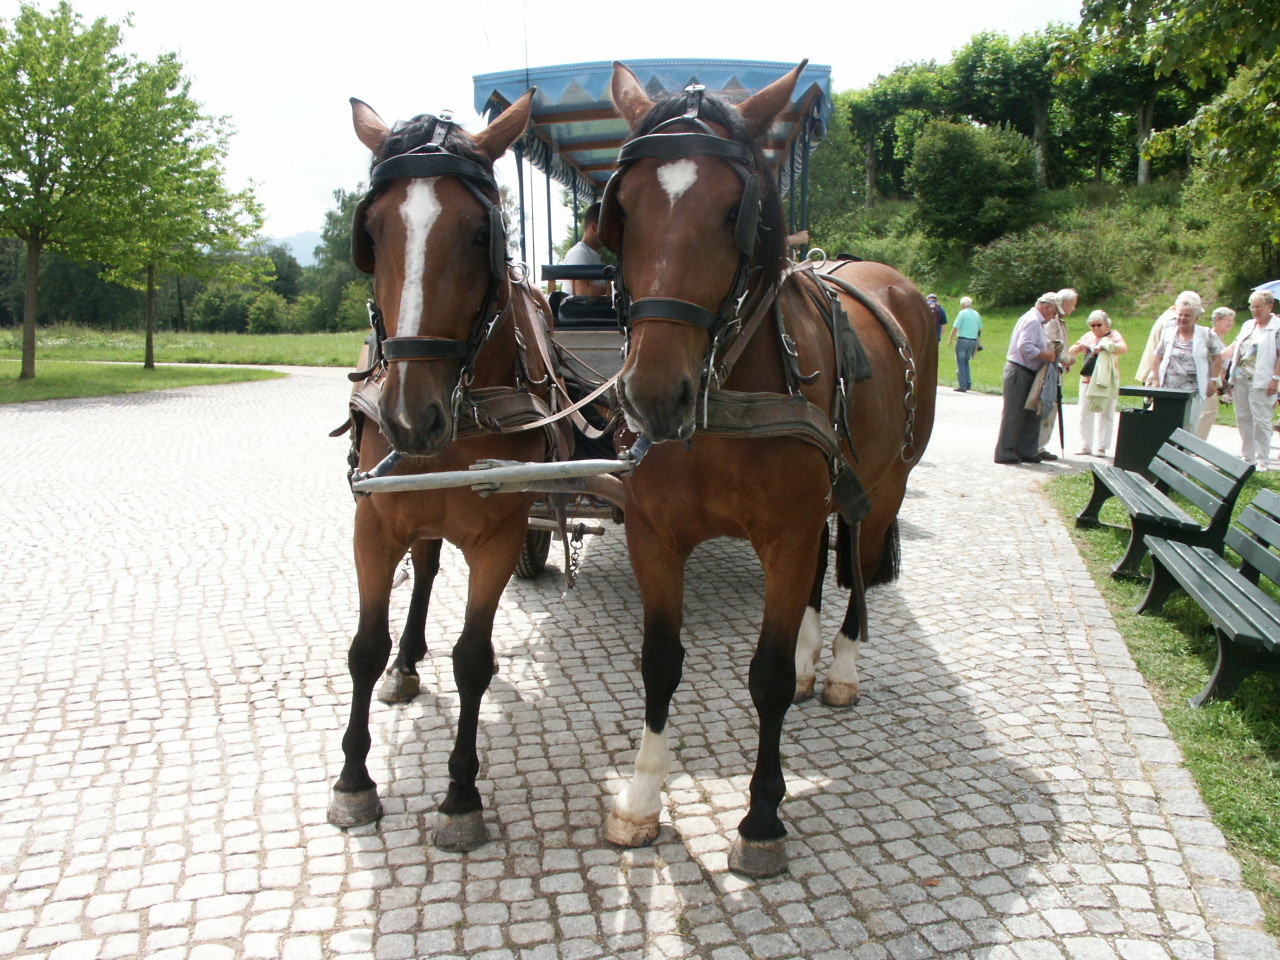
[328,59,937,877]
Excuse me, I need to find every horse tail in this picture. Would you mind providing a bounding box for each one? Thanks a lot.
[835,518,854,590]
[868,519,901,587]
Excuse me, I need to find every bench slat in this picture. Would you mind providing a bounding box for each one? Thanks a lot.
[1095,465,1195,524]
[1166,427,1257,480]
[1149,456,1223,520]
[1148,538,1279,651]
[1154,443,1237,501]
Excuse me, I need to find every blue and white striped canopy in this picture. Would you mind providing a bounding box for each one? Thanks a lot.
[473,59,832,202]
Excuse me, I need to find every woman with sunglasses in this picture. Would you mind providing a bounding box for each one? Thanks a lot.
[1069,310,1128,457]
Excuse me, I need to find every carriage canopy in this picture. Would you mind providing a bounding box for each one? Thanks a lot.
[472,59,833,206]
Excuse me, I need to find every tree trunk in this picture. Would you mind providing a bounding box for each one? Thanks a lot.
[20,240,41,381]
[175,275,185,330]
[863,130,878,206]
[1135,97,1155,186]
[1033,103,1049,189]
[144,263,156,370]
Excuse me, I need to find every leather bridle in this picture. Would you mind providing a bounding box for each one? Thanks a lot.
[599,85,764,340]
[349,117,512,400]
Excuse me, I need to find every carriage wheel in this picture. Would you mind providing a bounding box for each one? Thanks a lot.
[515,528,552,579]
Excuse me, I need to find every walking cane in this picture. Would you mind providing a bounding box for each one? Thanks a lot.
[1056,374,1066,456]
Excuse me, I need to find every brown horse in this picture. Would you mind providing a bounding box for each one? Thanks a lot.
[327,91,563,852]
[601,61,936,876]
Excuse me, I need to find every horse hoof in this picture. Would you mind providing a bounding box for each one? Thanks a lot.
[433,811,487,852]
[377,669,420,704]
[328,787,382,828]
[821,681,860,709]
[604,809,660,848]
[728,836,788,879]
[793,675,816,704]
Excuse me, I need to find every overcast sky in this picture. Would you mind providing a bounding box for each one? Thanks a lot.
[8,0,1087,246]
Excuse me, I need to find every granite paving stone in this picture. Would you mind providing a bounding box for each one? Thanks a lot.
[1,368,1276,958]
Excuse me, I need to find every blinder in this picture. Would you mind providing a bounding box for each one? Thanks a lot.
[351,147,509,279]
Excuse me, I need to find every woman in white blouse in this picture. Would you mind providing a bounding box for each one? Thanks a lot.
[1229,290,1280,471]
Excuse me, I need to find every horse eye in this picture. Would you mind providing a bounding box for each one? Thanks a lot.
[473,229,490,248]
[725,208,739,226]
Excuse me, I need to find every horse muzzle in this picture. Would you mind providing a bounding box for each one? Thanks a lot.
[378,399,454,459]
[618,377,697,443]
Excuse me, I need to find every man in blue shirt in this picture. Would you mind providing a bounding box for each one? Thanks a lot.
[995,293,1064,464]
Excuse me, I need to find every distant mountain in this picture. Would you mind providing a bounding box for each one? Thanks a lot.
[273,231,321,267]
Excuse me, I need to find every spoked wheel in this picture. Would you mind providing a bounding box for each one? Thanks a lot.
[514,528,552,579]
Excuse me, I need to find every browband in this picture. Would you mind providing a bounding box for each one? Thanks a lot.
[381,338,470,362]
[370,151,498,192]
[617,132,754,167]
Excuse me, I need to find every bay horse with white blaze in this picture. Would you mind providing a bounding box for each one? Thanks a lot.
[601,61,936,876]
[327,92,563,852]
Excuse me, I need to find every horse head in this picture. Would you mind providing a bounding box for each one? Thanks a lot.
[350,92,533,458]
[605,61,803,441]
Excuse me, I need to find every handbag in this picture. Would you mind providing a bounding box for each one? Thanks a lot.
[1079,351,1098,378]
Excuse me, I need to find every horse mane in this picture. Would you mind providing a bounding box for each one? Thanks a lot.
[627,94,788,287]
[371,114,495,176]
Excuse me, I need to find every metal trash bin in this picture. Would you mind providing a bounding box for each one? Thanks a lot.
[1114,386,1193,479]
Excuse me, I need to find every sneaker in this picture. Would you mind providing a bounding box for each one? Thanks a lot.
[1259,463,1271,472]
[1094,449,1108,457]
[1076,448,1091,456]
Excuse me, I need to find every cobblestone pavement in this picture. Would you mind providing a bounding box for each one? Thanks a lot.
[2,368,1277,960]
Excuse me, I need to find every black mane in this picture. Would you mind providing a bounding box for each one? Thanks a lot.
[371,114,493,175]
[627,93,788,285]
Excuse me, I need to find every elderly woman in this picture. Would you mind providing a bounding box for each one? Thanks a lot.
[1154,293,1226,433]
[947,295,983,392]
[1195,307,1237,438]
[1069,310,1128,456]
[1229,290,1280,471]
[1138,290,1203,385]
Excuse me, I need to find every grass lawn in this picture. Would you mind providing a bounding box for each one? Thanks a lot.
[1046,469,1280,932]
[0,359,285,404]
[0,325,368,368]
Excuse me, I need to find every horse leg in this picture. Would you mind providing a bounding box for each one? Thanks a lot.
[823,519,867,709]
[794,521,829,703]
[329,508,402,828]
[432,522,524,852]
[378,538,443,704]
[729,528,823,879]
[606,540,688,849]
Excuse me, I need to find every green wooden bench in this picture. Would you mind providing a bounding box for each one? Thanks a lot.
[1136,488,1280,706]
[1075,428,1255,580]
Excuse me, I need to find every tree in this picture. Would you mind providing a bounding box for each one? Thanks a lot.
[905,121,1038,247]
[0,3,228,378]
[846,63,951,202]
[302,187,368,329]
[1081,0,1280,232]
[89,39,262,367]
[949,29,1066,187]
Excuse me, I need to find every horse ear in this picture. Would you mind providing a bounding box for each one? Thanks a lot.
[473,89,536,161]
[738,60,808,140]
[611,61,654,130]
[351,98,390,153]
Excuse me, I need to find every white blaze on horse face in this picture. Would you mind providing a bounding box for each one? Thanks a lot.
[397,180,442,338]
[657,159,698,210]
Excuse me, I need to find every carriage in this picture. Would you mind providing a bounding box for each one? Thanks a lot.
[329,59,936,877]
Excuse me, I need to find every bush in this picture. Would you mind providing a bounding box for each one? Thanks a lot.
[246,291,292,334]
[189,285,254,333]
[906,122,1039,247]
[335,279,373,332]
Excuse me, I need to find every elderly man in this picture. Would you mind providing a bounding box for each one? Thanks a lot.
[1032,287,1078,460]
[996,292,1064,464]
